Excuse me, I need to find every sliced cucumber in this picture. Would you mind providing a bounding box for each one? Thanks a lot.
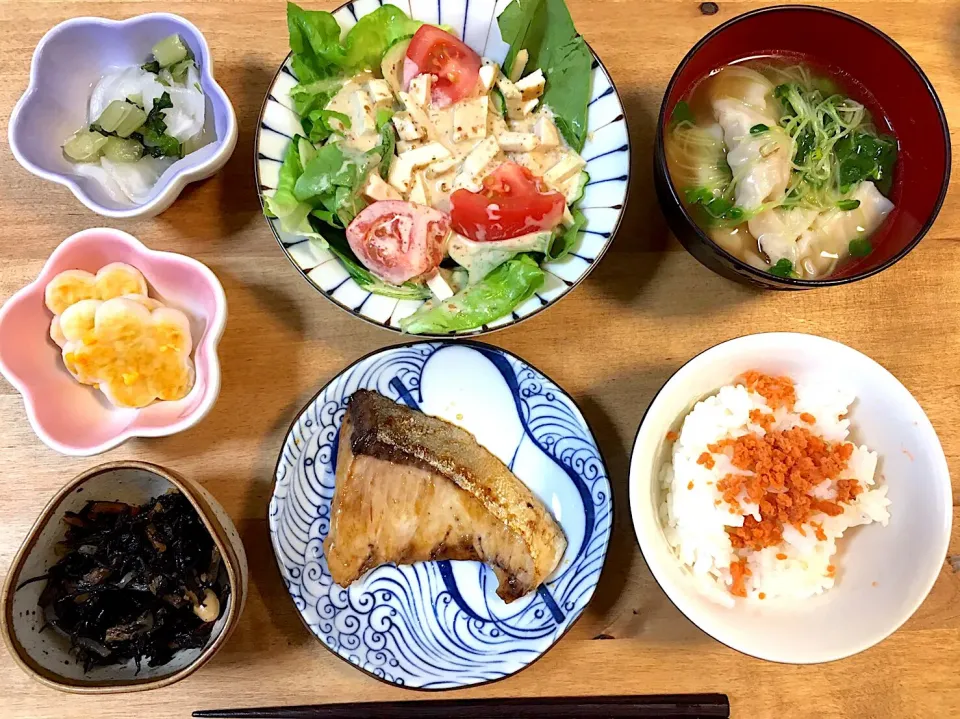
[103,136,144,163]
[169,58,196,84]
[95,100,133,133]
[114,105,148,138]
[152,34,189,68]
[63,131,109,162]
[381,38,411,95]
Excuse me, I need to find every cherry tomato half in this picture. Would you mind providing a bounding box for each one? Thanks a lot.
[449,162,567,242]
[403,25,481,108]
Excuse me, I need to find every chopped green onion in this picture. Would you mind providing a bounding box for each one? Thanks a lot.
[671,100,695,126]
[152,34,189,68]
[848,238,873,257]
[63,131,109,162]
[102,136,144,163]
[749,124,769,135]
[836,199,861,211]
[769,258,796,278]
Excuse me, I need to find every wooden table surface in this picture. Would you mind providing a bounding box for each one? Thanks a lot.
[1,1,958,717]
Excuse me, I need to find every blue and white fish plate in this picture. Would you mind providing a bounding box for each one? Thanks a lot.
[269,342,612,689]
[256,0,630,336]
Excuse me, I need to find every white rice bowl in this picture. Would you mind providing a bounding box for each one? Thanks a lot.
[629,333,952,663]
[660,380,891,607]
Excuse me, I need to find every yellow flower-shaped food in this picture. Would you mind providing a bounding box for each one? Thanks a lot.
[51,294,162,348]
[45,263,147,315]
[59,297,195,409]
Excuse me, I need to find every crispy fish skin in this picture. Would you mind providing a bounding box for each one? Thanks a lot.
[323,390,567,602]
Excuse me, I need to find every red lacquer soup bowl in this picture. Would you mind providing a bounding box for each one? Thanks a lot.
[653,5,950,289]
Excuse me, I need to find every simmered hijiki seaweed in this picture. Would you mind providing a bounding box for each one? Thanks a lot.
[31,492,228,672]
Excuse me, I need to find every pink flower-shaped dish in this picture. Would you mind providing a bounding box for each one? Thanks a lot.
[0,228,226,455]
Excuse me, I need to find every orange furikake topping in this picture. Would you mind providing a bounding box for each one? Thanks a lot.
[730,558,750,598]
[713,426,858,551]
[800,412,817,424]
[666,430,679,442]
[749,408,776,430]
[776,553,788,560]
[687,481,695,490]
[739,370,797,411]
[758,592,766,600]
[697,452,715,469]
[811,521,827,542]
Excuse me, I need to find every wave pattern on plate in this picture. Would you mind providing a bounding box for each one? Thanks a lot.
[256,0,630,336]
[268,342,612,688]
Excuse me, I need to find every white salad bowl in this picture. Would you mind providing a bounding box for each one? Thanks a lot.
[629,332,952,664]
[256,0,630,336]
[9,13,238,219]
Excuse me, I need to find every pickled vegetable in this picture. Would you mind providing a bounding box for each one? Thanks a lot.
[114,105,147,138]
[94,100,133,133]
[63,131,109,162]
[170,58,196,84]
[102,136,144,163]
[152,34,189,68]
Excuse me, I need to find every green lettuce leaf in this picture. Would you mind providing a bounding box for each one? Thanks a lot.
[289,76,344,120]
[263,136,324,242]
[342,5,423,71]
[400,254,545,334]
[498,0,592,152]
[293,143,375,227]
[286,2,345,83]
[318,230,432,300]
[548,209,586,261]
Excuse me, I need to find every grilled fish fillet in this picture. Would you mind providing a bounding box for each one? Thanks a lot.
[323,390,567,602]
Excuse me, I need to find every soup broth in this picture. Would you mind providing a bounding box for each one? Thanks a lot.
[665,58,898,280]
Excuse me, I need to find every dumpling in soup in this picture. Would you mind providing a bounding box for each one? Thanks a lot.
[748,207,820,267]
[710,67,792,211]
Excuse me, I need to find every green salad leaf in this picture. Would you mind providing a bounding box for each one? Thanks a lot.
[342,5,423,72]
[320,230,432,300]
[400,254,545,334]
[301,108,350,144]
[293,143,375,228]
[263,137,324,241]
[287,2,345,83]
[498,0,592,152]
[548,210,586,261]
[290,76,344,122]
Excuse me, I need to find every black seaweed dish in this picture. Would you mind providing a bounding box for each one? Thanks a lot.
[653,6,951,289]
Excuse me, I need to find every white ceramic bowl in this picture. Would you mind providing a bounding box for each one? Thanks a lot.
[629,332,952,663]
[9,13,237,219]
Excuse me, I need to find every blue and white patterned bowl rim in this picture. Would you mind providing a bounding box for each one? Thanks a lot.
[268,340,613,689]
[256,0,631,336]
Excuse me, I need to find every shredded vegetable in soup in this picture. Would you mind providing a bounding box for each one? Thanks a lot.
[665,59,898,279]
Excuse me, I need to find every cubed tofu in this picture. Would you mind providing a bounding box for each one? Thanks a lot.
[497,131,540,153]
[392,111,424,141]
[544,152,587,188]
[366,79,394,106]
[509,49,529,82]
[409,74,433,107]
[534,113,561,148]
[388,159,415,194]
[350,90,376,136]
[425,271,455,301]
[454,136,500,192]
[521,98,539,116]
[496,76,526,120]
[363,172,402,202]
[452,96,489,142]
[409,172,429,205]
[426,157,459,178]
[515,69,545,100]
[396,139,424,154]
[562,205,576,227]
[488,109,509,138]
[400,141,452,168]
[478,62,499,93]
[399,91,437,140]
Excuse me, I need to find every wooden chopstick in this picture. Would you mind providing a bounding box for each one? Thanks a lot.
[192,693,730,718]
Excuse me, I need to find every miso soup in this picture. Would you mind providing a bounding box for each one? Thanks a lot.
[665,59,898,279]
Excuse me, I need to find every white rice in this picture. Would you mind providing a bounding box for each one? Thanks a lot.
[659,378,891,607]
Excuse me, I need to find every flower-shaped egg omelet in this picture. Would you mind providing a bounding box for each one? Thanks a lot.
[45,263,147,315]
[50,294,162,348]
[59,297,195,408]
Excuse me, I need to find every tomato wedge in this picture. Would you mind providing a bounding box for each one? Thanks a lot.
[403,25,481,108]
[346,201,449,285]
[450,162,567,242]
